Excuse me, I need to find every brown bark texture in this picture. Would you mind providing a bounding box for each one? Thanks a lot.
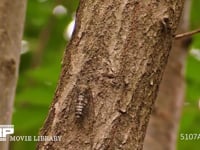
[38,0,184,150]
[0,0,26,150]
[144,1,191,149]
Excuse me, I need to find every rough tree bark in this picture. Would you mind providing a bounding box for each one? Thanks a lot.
[144,1,191,149]
[0,1,26,150]
[37,0,184,150]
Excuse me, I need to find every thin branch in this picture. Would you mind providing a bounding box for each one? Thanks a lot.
[175,28,200,39]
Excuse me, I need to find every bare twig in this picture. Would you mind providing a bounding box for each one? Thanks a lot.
[175,28,200,39]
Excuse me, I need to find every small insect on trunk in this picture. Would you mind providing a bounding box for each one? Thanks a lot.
[75,85,91,120]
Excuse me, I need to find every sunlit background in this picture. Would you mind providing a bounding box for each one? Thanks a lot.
[11,0,200,149]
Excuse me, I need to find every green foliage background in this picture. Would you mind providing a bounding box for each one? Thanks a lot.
[10,0,200,149]
[177,0,200,149]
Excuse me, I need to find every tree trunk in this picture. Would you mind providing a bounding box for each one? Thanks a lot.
[144,1,191,149]
[37,1,184,149]
[0,0,26,149]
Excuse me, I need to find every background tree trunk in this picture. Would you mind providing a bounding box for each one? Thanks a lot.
[37,1,184,149]
[0,1,26,149]
[144,1,191,149]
